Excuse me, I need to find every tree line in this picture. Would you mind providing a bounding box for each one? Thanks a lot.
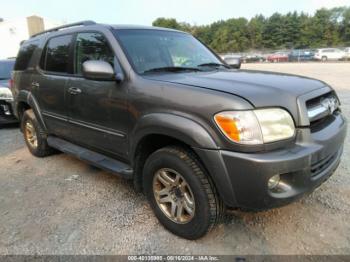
[152,7,350,53]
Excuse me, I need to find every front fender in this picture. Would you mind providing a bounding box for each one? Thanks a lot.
[130,113,218,157]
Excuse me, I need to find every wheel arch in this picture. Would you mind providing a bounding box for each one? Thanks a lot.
[130,113,217,190]
[130,113,218,156]
[130,113,238,207]
[15,90,47,131]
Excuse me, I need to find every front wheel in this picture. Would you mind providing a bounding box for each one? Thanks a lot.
[143,146,224,239]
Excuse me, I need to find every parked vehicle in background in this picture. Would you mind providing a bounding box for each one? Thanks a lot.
[242,54,265,63]
[314,48,346,61]
[289,49,315,62]
[222,55,241,69]
[0,59,17,125]
[267,52,289,63]
[344,47,350,60]
[12,21,347,240]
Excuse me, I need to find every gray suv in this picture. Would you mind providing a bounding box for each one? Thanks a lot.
[12,21,347,239]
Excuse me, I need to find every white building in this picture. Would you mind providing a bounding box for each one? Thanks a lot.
[0,16,64,59]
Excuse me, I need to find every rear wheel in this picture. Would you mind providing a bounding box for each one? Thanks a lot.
[143,146,224,239]
[21,109,54,157]
[322,56,328,62]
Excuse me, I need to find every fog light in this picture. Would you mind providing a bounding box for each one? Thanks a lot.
[268,175,280,189]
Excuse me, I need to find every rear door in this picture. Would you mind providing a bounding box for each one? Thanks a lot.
[32,34,74,138]
[66,32,129,158]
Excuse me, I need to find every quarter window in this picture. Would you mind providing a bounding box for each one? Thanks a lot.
[41,34,73,73]
[74,32,114,75]
[14,41,39,71]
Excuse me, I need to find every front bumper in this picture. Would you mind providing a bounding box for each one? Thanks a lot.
[0,100,18,124]
[196,113,347,210]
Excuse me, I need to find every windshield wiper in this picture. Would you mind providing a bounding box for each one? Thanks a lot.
[197,62,230,69]
[143,66,201,74]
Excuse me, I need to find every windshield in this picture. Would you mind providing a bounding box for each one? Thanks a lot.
[113,29,222,74]
[0,60,15,79]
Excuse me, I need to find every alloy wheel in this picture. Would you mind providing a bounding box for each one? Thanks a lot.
[153,168,195,224]
[25,121,38,149]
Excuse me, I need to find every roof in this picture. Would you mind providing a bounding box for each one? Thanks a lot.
[29,21,186,39]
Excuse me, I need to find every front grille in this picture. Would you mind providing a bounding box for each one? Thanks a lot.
[306,91,334,108]
[311,151,338,177]
[306,91,339,126]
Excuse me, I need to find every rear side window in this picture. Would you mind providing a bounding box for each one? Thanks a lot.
[14,41,39,71]
[41,34,73,73]
[74,32,114,75]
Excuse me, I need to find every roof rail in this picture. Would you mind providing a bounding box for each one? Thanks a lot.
[31,20,96,38]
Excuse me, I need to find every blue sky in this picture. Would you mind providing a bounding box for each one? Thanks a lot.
[2,0,350,25]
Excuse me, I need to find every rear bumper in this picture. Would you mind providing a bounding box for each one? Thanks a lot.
[195,113,347,210]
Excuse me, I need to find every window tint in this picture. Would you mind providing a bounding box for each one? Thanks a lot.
[14,41,39,71]
[74,32,114,75]
[42,35,72,73]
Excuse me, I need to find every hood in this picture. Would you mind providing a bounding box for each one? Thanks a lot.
[144,69,330,125]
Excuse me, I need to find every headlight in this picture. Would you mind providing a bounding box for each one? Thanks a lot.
[214,108,295,145]
[0,87,13,100]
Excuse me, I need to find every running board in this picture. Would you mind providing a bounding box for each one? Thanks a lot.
[47,136,133,179]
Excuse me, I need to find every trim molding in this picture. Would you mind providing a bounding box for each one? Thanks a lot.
[69,119,125,137]
[42,111,126,138]
[42,111,67,122]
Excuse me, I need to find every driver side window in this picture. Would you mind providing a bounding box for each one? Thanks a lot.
[74,32,114,75]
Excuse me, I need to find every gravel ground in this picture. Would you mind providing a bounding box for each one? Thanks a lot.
[0,63,349,255]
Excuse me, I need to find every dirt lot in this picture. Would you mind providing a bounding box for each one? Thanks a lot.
[0,63,349,255]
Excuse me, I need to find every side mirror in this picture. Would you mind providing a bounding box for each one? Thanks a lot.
[223,57,241,69]
[82,60,115,81]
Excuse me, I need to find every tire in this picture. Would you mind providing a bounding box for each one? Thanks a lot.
[322,56,328,62]
[21,109,54,157]
[143,146,224,239]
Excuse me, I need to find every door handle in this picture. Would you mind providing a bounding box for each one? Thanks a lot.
[31,81,40,88]
[68,87,82,95]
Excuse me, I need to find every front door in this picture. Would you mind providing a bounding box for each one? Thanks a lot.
[67,32,129,159]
